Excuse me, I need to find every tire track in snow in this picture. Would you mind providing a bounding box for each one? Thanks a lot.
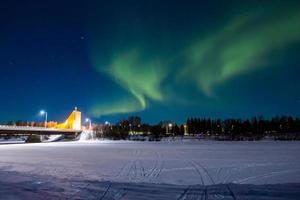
[113,149,163,199]
[144,152,159,179]
[200,186,208,200]
[124,149,151,182]
[226,184,237,200]
[176,186,191,200]
[190,160,204,185]
[98,183,112,200]
[235,168,300,184]
[149,151,165,181]
[177,186,207,200]
[223,167,235,184]
[126,150,165,182]
[194,160,215,185]
[190,160,215,185]
[115,149,141,180]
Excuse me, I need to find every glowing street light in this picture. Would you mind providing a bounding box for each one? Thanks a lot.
[39,110,48,128]
[166,123,173,134]
[85,118,92,130]
[129,124,132,133]
[168,123,173,135]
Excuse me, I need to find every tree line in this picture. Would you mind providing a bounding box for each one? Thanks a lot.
[186,116,300,140]
[93,115,300,140]
[6,115,300,141]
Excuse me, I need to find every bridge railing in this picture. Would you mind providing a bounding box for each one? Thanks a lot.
[0,125,81,132]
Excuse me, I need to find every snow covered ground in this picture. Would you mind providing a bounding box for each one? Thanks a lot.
[0,140,300,199]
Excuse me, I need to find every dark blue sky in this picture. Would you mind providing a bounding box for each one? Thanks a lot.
[0,0,299,124]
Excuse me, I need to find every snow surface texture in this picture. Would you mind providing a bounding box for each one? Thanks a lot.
[0,140,300,199]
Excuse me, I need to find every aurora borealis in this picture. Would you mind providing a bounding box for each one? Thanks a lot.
[0,0,300,123]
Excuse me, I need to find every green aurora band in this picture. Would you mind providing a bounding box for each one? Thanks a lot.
[90,4,300,117]
[181,9,300,95]
[92,50,167,116]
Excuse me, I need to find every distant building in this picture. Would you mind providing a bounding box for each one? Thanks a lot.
[184,124,188,136]
[56,107,82,130]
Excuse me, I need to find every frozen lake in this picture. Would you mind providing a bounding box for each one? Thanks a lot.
[0,140,300,199]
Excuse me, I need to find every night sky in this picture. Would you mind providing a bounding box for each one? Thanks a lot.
[0,0,300,124]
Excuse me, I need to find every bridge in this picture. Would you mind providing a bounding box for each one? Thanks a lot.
[0,125,82,136]
[0,108,83,137]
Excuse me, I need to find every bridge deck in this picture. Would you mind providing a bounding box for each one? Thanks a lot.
[0,125,82,135]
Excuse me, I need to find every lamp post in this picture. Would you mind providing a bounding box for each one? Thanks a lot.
[166,123,173,134]
[40,110,48,128]
[129,124,132,134]
[168,123,173,135]
[85,118,92,130]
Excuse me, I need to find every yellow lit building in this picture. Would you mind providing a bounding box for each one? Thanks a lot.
[184,124,189,136]
[56,107,82,130]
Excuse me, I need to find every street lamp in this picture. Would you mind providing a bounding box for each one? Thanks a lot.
[168,123,173,135]
[129,124,132,134]
[85,118,92,130]
[166,123,173,134]
[40,110,48,128]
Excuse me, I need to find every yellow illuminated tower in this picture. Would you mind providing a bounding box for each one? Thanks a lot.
[57,107,82,130]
